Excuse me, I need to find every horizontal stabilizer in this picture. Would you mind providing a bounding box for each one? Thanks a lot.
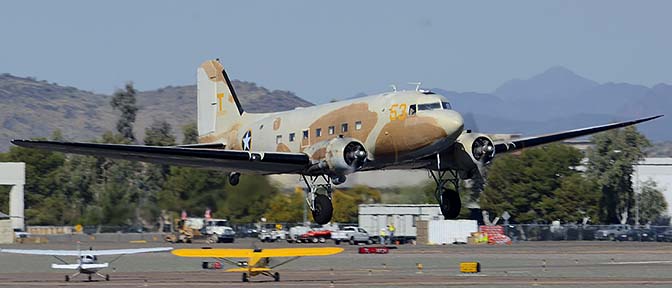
[51,263,108,270]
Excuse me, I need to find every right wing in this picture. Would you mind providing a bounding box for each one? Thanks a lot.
[493,115,663,154]
[10,140,310,174]
[172,247,344,258]
[1,247,173,256]
[51,263,109,270]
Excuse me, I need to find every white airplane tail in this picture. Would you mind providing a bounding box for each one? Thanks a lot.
[197,59,244,142]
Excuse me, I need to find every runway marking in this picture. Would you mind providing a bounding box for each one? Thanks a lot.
[603,260,672,265]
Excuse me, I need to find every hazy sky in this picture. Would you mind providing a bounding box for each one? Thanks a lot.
[1,1,670,104]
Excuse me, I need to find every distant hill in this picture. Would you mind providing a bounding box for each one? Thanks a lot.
[0,74,312,151]
[432,67,670,142]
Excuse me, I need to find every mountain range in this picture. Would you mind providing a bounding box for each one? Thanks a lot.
[0,66,669,152]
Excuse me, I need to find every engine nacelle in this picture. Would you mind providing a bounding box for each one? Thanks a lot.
[305,138,368,177]
[438,132,495,180]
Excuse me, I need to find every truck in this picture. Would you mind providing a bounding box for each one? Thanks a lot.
[204,219,236,243]
[331,226,372,245]
[258,224,286,242]
[594,224,631,241]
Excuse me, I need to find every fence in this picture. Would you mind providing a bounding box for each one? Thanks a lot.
[503,224,670,241]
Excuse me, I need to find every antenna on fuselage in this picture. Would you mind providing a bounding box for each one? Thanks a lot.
[408,82,422,92]
[390,84,397,92]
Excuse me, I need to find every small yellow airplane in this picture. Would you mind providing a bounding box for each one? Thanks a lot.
[172,247,343,282]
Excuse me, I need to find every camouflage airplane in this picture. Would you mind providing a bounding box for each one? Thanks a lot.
[11,59,663,224]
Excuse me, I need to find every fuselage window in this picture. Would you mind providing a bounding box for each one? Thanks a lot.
[409,104,417,116]
[442,101,452,110]
[341,123,348,133]
[418,102,442,111]
[328,126,335,135]
[316,128,322,137]
[289,133,295,142]
[276,135,282,144]
[355,121,362,130]
[302,130,309,139]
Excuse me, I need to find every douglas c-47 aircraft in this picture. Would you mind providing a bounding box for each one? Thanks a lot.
[11,59,663,224]
[0,246,173,281]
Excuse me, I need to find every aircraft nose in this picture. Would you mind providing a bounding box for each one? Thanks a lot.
[440,110,464,138]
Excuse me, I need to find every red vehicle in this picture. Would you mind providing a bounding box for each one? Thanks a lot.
[297,230,331,243]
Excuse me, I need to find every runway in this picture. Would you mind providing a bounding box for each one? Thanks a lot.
[1,240,672,287]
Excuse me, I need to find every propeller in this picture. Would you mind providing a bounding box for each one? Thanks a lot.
[472,137,495,164]
[343,142,368,171]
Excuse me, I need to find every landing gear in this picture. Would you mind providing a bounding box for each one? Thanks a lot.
[242,272,249,282]
[429,170,462,219]
[302,175,334,225]
[65,275,69,282]
[273,272,280,282]
[229,172,240,186]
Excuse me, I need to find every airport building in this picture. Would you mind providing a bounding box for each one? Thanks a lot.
[634,157,672,217]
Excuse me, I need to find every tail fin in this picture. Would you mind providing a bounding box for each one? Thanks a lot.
[197,59,244,140]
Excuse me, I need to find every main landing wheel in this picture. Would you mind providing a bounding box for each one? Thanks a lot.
[242,273,249,282]
[105,274,110,281]
[312,194,333,225]
[65,275,70,282]
[273,272,280,282]
[440,187,461,219]
[88,275,92,281]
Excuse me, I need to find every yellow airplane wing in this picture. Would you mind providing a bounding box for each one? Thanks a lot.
[172,247,344,258]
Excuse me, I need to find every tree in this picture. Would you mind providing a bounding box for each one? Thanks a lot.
[481,144,591,223]
[637,179,668,225]
[144,120,176,146]
[110,82,138,142]
[587,127,649,224]
[182,122,198,145]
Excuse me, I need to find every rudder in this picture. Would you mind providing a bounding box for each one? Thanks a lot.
[197,59,244,141]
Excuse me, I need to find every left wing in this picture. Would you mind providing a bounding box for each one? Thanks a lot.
[494,115,663,154]
[172,247,344,258]
[10,140,310,174]
[1,247,173,256]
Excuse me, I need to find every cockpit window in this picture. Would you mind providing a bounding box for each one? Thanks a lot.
[409,104,417,116]
[417,102,442,111]
[442,101,451,110]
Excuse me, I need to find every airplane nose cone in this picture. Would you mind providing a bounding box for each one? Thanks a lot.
[441,110,464,138]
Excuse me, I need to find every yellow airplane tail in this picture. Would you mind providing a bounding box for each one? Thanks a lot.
[196,59,244,143]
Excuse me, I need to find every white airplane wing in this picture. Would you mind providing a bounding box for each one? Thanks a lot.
[1,247,173,256]
[51,263,109,270]
[10,140,310,174]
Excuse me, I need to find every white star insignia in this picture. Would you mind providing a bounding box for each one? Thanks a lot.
[242,131,252,151]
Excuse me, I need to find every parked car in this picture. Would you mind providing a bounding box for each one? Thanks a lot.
[259,229,286,242]
[594,224,631,241]
[205,219,236,243]
[331,226,372,245]
[656,229,672,242]
[617,229,656,241]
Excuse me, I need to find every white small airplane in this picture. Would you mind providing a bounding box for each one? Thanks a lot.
[0,246,173,282]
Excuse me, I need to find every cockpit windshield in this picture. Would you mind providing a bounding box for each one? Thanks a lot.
[409,101,452,116]
[418,102,442,111]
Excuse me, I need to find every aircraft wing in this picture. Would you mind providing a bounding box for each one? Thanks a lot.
[172,247,344,258]
[493,115,663,154]
[10,140,310,174]
[1,247,172,256]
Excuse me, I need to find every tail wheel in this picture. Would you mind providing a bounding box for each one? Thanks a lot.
[440,187,461,219]
[65,275,69,282]
[311,194,333,224]
[273,272,280,282]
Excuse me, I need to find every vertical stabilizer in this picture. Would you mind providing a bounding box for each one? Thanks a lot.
[197,59,244,141]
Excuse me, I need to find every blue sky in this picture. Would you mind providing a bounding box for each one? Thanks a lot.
[1,0,670,104]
